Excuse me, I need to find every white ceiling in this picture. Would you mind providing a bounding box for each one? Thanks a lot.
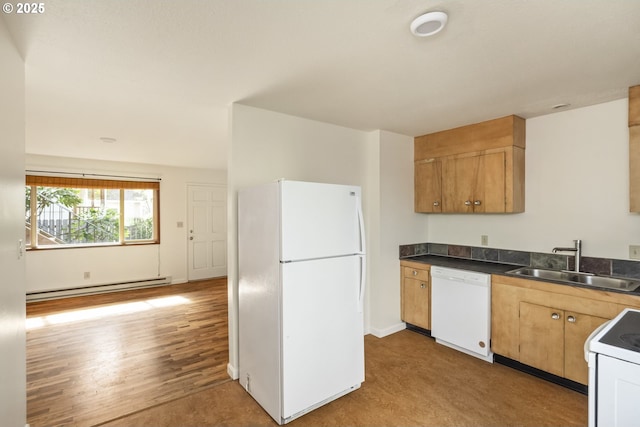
[4,0,640,170]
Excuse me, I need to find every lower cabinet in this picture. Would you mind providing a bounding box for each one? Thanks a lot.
[519,301,608,384]
[400,261,430,330]
[492,275,640,386]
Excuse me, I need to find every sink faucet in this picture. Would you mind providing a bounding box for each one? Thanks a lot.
[552,239,582,273]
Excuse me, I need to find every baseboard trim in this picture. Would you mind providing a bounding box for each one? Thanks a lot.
[26,276,173,302]
[227,363,239,380]
[369,322,406,338]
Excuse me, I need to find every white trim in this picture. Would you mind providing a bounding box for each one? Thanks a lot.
[26,276,172,301]
[227,362,239,380]
[368,322,406,338]
[25,169,161,182]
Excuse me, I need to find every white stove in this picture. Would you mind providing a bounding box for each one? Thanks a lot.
[586,308,640,427]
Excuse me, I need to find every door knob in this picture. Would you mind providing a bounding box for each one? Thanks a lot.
[433,201,440,207]
[474,200,482,206]
[190,236,194,240]
[551,312,560,320]
[567,315,576,323]
[464,200,472,206]
[420,283,426,289]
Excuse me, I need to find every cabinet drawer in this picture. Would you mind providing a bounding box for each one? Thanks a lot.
[403,267,430,281]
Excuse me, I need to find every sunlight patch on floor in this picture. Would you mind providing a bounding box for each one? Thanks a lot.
[26,295,191,330]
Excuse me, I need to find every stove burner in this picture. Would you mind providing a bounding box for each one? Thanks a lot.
[620,333,640,349]
[599,311,640,354]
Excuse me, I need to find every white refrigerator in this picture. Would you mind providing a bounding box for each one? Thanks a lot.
[238,180,366,425]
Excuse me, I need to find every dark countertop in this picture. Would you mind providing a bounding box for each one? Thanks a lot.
[400,254,640,296]
[400,254,520,275]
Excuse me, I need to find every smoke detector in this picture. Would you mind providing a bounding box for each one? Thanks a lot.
[410,11,448,37]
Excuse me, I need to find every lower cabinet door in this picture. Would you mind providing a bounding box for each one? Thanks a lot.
[564,311,609,384]
[402,277,430,330]
[519,301,564,377]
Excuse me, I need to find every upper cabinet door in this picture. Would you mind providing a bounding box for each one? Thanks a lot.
[415,160,442,213]
[440,151,507,213]
[474,151,506,213]
[442,157,478,213]
[442,155,476,213]
[629,86,640,212]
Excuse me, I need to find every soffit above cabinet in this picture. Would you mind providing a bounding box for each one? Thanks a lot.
[414,115,525,161]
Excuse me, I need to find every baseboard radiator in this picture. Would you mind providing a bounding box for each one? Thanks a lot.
[26,276,173,302]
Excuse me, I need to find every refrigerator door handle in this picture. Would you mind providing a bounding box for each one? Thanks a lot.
[356,195,366,254]
[356,195,366,313]
[358,254,366,313]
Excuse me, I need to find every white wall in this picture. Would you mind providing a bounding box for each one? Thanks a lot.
[368,130,429,336]
[227,104,424,377]
[0,18,27,427]
[227,104,372,377]
[25,154,226,292]
[428,99,640,260]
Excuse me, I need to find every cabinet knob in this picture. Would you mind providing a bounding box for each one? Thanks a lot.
[433,201,440,207]
[464,200,472,206]
[474,200,482,206]
[420,283,426,289]
[551,312,560,320]
[567,315,576,323]
[412,270,418,276]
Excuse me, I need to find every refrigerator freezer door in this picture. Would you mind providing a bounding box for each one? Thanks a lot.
[281,256,365,421]
[280,181,364,261]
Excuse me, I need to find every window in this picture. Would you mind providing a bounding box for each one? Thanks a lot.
[25,175,160,249]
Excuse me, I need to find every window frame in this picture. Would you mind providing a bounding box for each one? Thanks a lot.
[25,175,160,250]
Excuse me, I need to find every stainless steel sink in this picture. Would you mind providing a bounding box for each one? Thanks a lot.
[506,267,640,292]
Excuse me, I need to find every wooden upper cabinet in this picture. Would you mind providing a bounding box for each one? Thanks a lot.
[441,155,475,213]
[630,85,640,127]
[414,115,525,213]
[629,85,640,212]
[441,150,507,212]
[415,160,442,212]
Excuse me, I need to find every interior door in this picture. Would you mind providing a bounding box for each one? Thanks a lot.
[187,184,227,280]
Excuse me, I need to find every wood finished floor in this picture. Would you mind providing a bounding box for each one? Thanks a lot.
[28,279,588,427]
[103,330,588,427]
[26,278,229,427]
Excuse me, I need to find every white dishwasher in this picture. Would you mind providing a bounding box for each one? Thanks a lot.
[430,266,493,363]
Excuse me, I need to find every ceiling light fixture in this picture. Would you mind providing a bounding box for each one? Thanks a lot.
[99,137,117,144]
[410,11,448,37]
[552,103,571,110]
